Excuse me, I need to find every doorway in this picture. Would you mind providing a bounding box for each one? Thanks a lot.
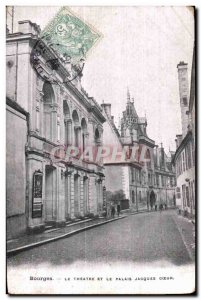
[45,165,56,223]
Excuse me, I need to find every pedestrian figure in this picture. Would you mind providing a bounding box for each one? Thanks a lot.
[150,190,156,211]
[155,204,157,211]
[117,204,121,217]
[159,203,163,213]
[111,205,115,218]
[164,203,167,210]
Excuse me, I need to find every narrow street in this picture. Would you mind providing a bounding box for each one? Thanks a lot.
[7,210,193,267]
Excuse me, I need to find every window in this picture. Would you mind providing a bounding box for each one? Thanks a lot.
[182,184,186,207]
[139,171,141,184]
[183,97,188,106]
[186,186,190,207]
[176,187,181,199]
[186,143,192,170]
[81,118,87,152]
[63,100,71,146]
[182,151,186,172]
[137,170,139,182]
[74,128,79,147]
[43,82,55,141]
[148,174,151,185]
[156,174,159,186]
[166,177,170,187]
[95,128,100,144]
[145,149,151,169]
[72,110,80,148]
[131,168,135,182]
[132,190,135,203]
[185,147,188,170]
[139,191,141,202]
[161,175,165,187]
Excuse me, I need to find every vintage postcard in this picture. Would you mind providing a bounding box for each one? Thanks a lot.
[6,6,196,295]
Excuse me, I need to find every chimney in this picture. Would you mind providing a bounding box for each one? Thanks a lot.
[177,61,189,138]
[101,103,111,118]
[18,20,41,36]
[155,145,160,168]
[160,144,165,170]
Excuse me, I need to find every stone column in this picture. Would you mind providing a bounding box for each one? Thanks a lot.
[88,175,97,214]
[34,85,44,134]
[55,167,60,222]
[63,118,67,146]
[56,167,65,226]
[64,169,72,220]
[72,124,75,147]
[96,180,100,213]
[70,172,75,218]
[80,175,84,215]
[67,119,72,145]
[84,177,89,214]
[84,132,89,151]
[57,115,61,142]
[39,91,44,136]
[51,103,59,143]
[64,174,68,219]
[99,180,103,211]
[64,118,72,146]
[88,118,95,148]
[77,127,82,150]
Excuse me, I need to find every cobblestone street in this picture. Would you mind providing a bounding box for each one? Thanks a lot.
[7,210,194,267]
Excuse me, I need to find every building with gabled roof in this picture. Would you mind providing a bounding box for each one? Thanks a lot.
[102,90,176,212]
[172,45,195,218]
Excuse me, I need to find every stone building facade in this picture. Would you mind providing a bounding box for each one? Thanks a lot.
[6,20,105,236]
[173,47,195,218]
[102,90,176,211]
[6,97,29,239]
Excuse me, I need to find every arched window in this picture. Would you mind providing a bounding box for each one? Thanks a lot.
[95,128,100,144]
[43,82,55,141]
[81,118,87,152]
[72,110,80,148]
[63,101,70,146]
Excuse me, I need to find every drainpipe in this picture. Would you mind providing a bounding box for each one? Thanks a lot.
[15,42,18,101]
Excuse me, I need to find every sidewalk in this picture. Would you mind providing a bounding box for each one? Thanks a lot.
[7,214,127,257]
[172,210,195,261]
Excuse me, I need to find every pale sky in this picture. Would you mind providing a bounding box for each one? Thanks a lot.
[9,6,194,152]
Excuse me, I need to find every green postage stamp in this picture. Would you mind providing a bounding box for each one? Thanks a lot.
[41,7,102,63]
